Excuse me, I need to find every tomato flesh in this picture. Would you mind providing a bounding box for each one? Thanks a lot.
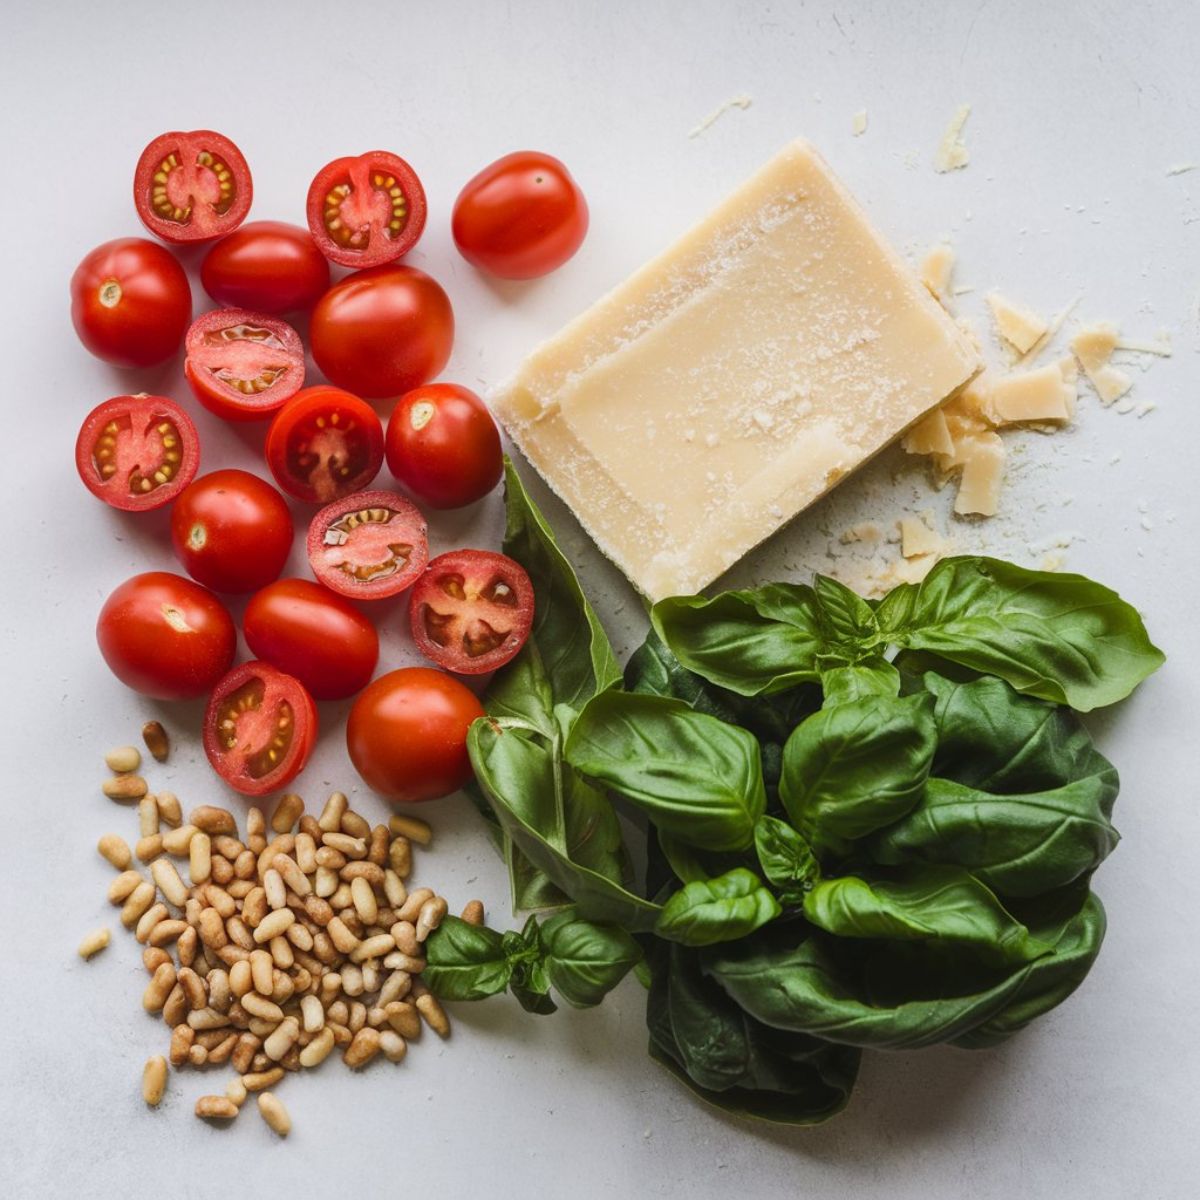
[184,308,305,421]
[134,130,253,244]
[307,152,427,268]
[76,394,200,512]
[306,490,428,600]
[200,221,329,313]
[204,662,317,796]
[410,550,534,675]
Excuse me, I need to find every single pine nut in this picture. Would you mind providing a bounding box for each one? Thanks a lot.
[416,992,450,1038]
[135,903,168,943]
[148,919,188,947]
[294,832,317,874]
[188,1007,230,1031]
[242,886,267,927]
[349,1001,367,1033]
[317,792,347,832]
[178,967,207,1010]
[327,916,360,954]
[204,883,236,919]
[341,809,371,839]
[368,824,390,865]
[253,909,294,944]
[379,972,411,1006]
[208,1033,237,1065]
[208,969,232,1012]
[231,1034,260,1074]
[300,995,325,1033]
[314,866,338,898]
[150,859,189,907]
[384,1001,421,1039]
[97,834,132,870]
[262,868,286,911]
[198,908,227,950]
[135,835,163,862]
[121,881,156,927]
[416,896,448,942]
[216,944,250,966]
[314,845,346,870]
[257,1092,290,1136]
[138,794,160,839]
[142,720,170,763]
[350,933,395,964]
[189,833,212,884]
[396,888,434,923]
[379,1030,407,1063]
[162,824,197,856]
[322,832,366,858]
[229,959,253,998]
[343,1027,381,1068]
[233,849,256,879]
[227,878,254,899]
[388,813,433,845]
[327,1021,353,1047]
[106,745,141,773]
[190,806,237,836]
[391,920,420,956]
[163,983,188,1026]
[388,837,412,877]
[383,951,426,972]
[225,1077,247,1107]
[226,914,254,950]
[269,935,293,969]
[299,1026,335,1067]
[461,899,485,926]
[248,949,274,996]
[177,925,198,967]
[210,855,235,885]
[143,962,177,1012]
[329,883,353,910]
[263,1018,299,1062]
[361,961,381,993]
[350,877,378,925]
[195,1096,238,1121]
[241,993,284,1022]
[285,922,313,952]
[142,1056,167,1106]
[383,870,406,908]
[189,1044,210,1067]
[144,946,170,974]
[340,964,364,997]
[341,861,385,886]
[78,927,110,959]
[213,835,244,859]
[155,790,181,827]
[272,853,310,897]
[103,775,147,801]
[270,793,304,834]
[169,1025,194,1065]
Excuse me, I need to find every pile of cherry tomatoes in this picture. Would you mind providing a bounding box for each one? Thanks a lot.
[71,130,589,806]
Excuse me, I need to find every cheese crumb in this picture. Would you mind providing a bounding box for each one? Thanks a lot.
[985,358,1077,424]
[952,431,1005,516]
[688,94,753,139]
[852,110,868,136]
[933,105,971,173]
[898,512,952,559]
[988,293,1049,354]
[920,244,955,300]
[902,407,955,457]
[839,522,883,546]
[1071,323,1133,406]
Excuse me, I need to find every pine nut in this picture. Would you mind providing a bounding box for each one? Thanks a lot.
[388,813,433,845]
[285,923,313,953]
[379,1030,408,1063]
[319,973,342,1003]
[169,1025,194,1065]
[391,921,420,956]
[343,1027,380,1068]
[189,833,212,884]
[177,925,198,967]
[234,850,256,879]
[341,964,364,997]
[144,946,171,974]
[103,775,147,801]
[177,967,207,1010]
[195,1096,238,1121]
[383,951,426,973]
[208,1033,237,1065]
[299,995,324,1033]
[256,1091,291,1136]
[253,909,294,944]
[142,1055,167,1106]
[317,792,347,832]
[241,993,284,1022]
[383,870,406,908]
[135,835,163,862]
[213,835,244,860]
[368,824,390,865]
[341,809,371,839]
[208,970,232,1012]
[263,868,285,911]
[143,962,177,1012]
[121,881,156,927]
[97,834,132,870]
[379,972,411,1006]
[388,837,412,878]
[263,1017,300,1062]
[248,949,273,996]
[242,886,267,927]
[396,888,434,923]
[315,846,346,870]
[416,992,450,1038]
[461,899,485,926]
[225,1077,247,1107]
[142,720,170,763]
[211,855,234,885]
[147,919,187,947]
[78,927,110,959]
[150,859,188,907]
[311,931,336,965]
[269,936,294,969]
[232,1034,260,1073]
[227,879,254,899]
[156,790,181,826]
[188,1007,230,1031]
[294,833,317,874]
[135,904,168,942]
[322,832,366,858]
[327,1021,353,1047]
[162,824,198,855]
[314,867,338,898]
[198,908,226,950]
[163,983,188,1027]
[298,1026,335,1067]
[416,896,448,942]
[190,806,237,836]
[106,746,141,774]
[342,861,385,886]
[384,1001,421,1040]
[350,933,395,964]
[328,883,353,910]
[272,853,310,897]
[204,884,236,919]
[189,1044,209,1066]
[229,959,252,998]
[216,944,250,966]
[327,916,360,954]
[138,795,160,839]
[270,793,304,834]
[227,916,254,950]
[350,877,377,925]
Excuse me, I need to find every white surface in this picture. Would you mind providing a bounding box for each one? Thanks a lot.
[1,1,1198,1196]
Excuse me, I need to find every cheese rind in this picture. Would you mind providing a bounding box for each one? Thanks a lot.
[492,140,981,600]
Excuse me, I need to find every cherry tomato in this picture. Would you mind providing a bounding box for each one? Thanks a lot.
[203,662,317,796]
[265,387,384,505]
[306,490,428,601]
[243,578,378,701]
[76,394,200,513]
[307,152,427,269]
[134,130,252,244]
[452,151,588,279]
[410,550,534,675]
[200,221,329,313]
[309,266,453,399]
[184,308,305,422]
[96,572,236,700]
[70,238,191,368]
[170,469,293,593]
[347,667,484,803]
[385,384,502,509]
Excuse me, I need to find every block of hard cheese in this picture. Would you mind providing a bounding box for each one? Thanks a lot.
[492,139,982,600]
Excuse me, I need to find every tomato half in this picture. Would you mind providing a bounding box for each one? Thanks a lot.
[203,662,317,796]
[200,221,330,313]
[306,490,428,601]
[309,266,453,399]
[76,394,200,513]
[452,151,588,279]
[306,152,427,268]
[243,578,378,701]
[409,550,534,675]
[171,469,293,593]
[385,384,502,509]
[134,130,253,244]
[70,238,191,368]
[97,572,236,700]
[346,667,484,803]
[184,308,305,422]
[265,387,384,504]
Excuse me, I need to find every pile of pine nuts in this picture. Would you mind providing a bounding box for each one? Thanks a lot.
[87,740,480,1137]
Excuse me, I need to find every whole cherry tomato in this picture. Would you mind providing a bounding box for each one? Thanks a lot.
[200,221,330,313]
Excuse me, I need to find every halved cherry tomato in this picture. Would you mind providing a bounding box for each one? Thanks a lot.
[309,266,453,399]
[409,550,534,675]
[184,309,305,422]
[97,572,236,700]
[306,490,428,601]
[171,469,293,593]
[70,238,191,368]
[385,384,502,509]
[200,221,330,313]
[452,151,588,279]
[346,667,484,803]
[265,387,384,504]
[134,130,252,244]
[76,394,200,513]
[203,662,317,796]
[243,579,378,701]
[306,152,427,269]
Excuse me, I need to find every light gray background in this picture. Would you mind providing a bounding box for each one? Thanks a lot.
[1,1,1197,1196]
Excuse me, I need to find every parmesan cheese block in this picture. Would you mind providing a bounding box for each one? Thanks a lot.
[492,140,982,600]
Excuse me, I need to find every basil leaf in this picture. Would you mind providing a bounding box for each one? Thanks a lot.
[655,868,781,947]
[803,867,1051,967]
[565,691,766,851]
[779,693,936,854]
[875,556,1165,711]
[423,917,513,1001]
[812,575,879,647]
[539,909,641,1007]
[754,816,820,903]
[820,661,901,707]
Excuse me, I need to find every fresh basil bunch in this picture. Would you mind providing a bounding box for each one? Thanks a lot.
[424,459,1163,1125]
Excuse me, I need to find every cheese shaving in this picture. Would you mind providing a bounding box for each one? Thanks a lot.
[1071,323,1133,406]
[920,245,955,300]
[852,110,868,136]
[933,105,971,173]
[987,292,1048,354]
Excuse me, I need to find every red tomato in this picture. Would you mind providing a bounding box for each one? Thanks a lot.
[203,661,317,796]
[70,238,191,368]
[452,151,588,279]
[170,469,293,593]
[346,668,484,803]
[410,550,534,675]
[306,152,427,268]
[184,308,305,422]
[265,387,384,504]
[309,266,453,399]
[96,572,236,700]
[200,221,329,313]
[306,490,428,601]
[76,394,200,513]
[243,578,378,701]
[134,130,252,244]
[385,384,502,509]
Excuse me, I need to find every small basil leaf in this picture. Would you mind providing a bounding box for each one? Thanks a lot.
[820,661,901,707]
[753,816,820,903]
[813,575,879,648]
[540,909,642,1007]
[423,917,513,1001]
[657,832,712,884]
[655,868,782,947]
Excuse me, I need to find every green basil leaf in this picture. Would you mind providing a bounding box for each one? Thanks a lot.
[539,909,642,1007]
[655,868,781,947]
[820,661,901,707]
[423,917,513,1001]
[779,693,936,853]
[803,867,1051,967]
[875,556,1165,711]
[565,691,766,851]
[812,575,879,647]
[511,968,558,1015]
[657,832,712,884]
[754,815,820,903]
